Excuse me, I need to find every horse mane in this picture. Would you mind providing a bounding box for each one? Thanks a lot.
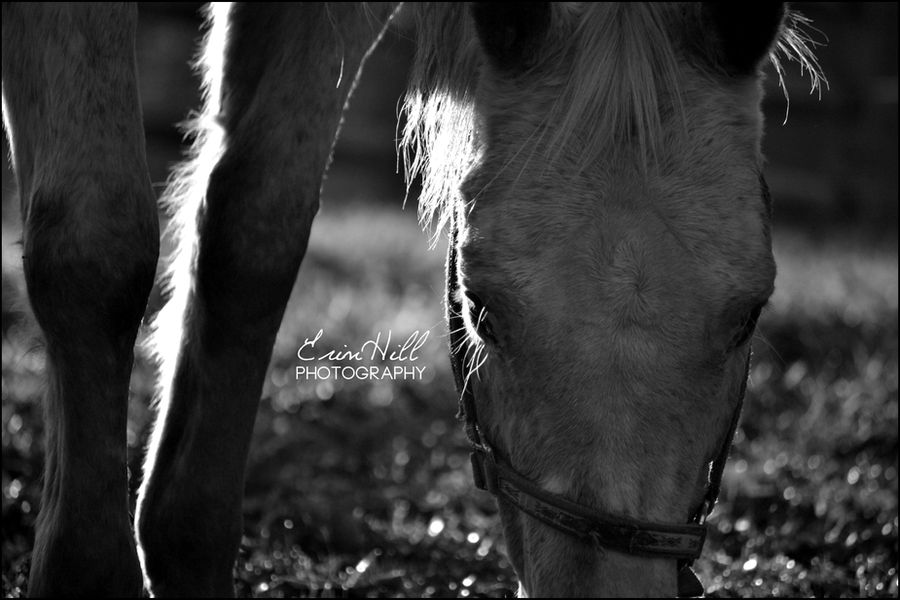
[401,3,825,242]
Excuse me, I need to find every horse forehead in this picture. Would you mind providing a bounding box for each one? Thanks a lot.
[463,184,773,330]
[466,168,768,269]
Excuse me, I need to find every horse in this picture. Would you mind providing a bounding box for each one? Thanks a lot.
[1,2,823,597]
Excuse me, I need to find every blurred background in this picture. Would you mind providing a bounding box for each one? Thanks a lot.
[2,3,897,597]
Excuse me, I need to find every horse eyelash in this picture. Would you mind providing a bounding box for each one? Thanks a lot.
[730,302,766,349]
[465,291,498,346]
[476,307,497,345]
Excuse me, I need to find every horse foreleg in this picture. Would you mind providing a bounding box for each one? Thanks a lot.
[135,3,397,596]
[1,4,159,596]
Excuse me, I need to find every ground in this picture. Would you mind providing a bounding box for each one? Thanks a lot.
[2,202,897,597]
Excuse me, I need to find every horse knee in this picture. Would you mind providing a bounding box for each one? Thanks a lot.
[23,181,159,349]
[193,146,317,326]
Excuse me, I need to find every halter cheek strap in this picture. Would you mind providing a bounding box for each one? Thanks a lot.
[445,219,748,598]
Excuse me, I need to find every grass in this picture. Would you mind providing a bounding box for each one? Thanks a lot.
[2,201,897,597]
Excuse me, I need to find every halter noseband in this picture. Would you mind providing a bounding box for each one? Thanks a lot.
[445,221,748,598]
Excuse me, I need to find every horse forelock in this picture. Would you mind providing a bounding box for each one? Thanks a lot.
[401,3,824,243]
[768,10,828,122]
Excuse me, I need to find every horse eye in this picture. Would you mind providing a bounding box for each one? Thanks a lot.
[730,303,764,349]
[464,291,498,345]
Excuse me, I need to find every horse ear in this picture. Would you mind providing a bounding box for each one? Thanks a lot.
[701,3,786,75]
[470,3,552,71]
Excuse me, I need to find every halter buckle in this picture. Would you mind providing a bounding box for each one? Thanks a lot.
[469,444,499,494]
[696,499,713,526]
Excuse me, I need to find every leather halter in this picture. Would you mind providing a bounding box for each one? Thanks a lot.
[445,220,749,597]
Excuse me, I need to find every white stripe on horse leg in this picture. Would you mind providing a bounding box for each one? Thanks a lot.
[135,3,397,596]
[1,4,159,596]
